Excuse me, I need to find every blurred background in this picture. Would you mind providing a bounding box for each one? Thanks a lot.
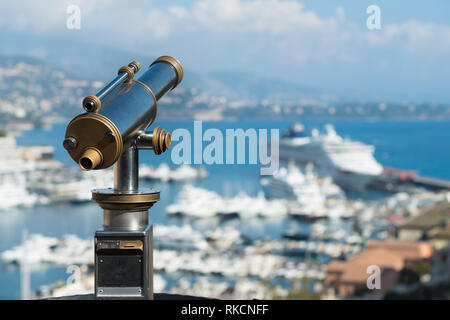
[0,0,449,300]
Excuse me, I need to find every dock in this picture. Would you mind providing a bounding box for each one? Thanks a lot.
[411,176,450,191]
[368,167,450,193]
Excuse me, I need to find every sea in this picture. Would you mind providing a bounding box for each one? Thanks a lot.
[1,120,450,299]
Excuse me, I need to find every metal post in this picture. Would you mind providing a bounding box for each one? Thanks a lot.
[114,147,139,192]
[94,145,157,300]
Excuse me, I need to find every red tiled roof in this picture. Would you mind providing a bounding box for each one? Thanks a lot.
[326,240,433,285]
[366,239,433,260]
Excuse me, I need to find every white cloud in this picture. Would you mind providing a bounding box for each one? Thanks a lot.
[0,0,100,33]
[1,0,450,100]
[189,0,328,34]
[0,0,334,35]
[168,6,188,19]
[367,20,450,55]
[3,0,450,59]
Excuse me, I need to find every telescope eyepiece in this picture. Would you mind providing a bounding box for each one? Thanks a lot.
[80,157,93,170]
[84,101,95,112]
[82,95,101,113]
[79,148,103,170]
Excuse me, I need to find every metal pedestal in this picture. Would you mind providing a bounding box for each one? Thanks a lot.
[92,147,159,300]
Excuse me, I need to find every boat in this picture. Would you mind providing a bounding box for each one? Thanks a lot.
[153,224,208,250]
[166,185,288,219]
[27,169,113,203]
[0,134,83,207]
[0,174,44,209]
[205,228,249,248]
[281,231,310,241]
[166,185,223,218]
[140,163,208,183]
[278,123,383,190]
[261,162,345,221]
[0,136,37,176]
[1,234,93,266]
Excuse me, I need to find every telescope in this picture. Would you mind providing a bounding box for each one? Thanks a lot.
[63,56,183,299]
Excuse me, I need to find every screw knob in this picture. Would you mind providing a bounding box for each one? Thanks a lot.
[152,127,171,155]
[63,137,78,151]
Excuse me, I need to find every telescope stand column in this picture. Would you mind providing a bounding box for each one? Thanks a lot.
[92,147,159,300]
[114,147,139,192]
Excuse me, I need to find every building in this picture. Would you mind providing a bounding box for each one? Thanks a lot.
[428,226,450,251]
[20,145,54,161]
[325,240,433,298]
[398,201,450,248]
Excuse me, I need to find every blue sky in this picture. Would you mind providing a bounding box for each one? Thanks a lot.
[303,0,450,24]
[0,0,449,102]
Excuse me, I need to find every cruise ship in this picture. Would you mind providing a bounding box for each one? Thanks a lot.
[278,123,383,190]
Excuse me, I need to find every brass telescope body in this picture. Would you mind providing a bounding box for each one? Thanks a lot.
[64,56,182,170]
[62,56,183,300]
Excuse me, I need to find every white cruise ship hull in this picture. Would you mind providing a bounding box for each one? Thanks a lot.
[332,170,376,191]
[279,144,380,190]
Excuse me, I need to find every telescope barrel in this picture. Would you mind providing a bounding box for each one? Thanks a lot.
[83,61,141,112]
[96,72,128,101]
[97,61,140,101]
[64,56,183,170]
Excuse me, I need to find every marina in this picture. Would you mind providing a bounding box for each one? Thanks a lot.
[0,121,450,299]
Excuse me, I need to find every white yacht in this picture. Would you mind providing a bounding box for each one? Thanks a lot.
[166,185,223,218]
[140,163,208,183]
[278,123,383,190]
[0,174,42,209]
[261,162,348,220]
[0,136,36,175]
[1,234,93,265]
[0,136,46,208]
[166,185,288,219]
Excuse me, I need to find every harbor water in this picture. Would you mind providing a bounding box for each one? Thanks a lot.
[1,120,450,299]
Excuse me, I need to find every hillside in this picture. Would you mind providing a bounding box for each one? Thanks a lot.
[0,55,99,127]
[0,55,450,125]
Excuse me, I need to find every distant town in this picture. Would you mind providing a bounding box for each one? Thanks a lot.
[1,55,450,130]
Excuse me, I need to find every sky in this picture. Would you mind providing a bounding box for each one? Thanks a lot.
[0,0,449,102]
